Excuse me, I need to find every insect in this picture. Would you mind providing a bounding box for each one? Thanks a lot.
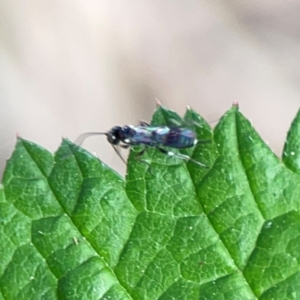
[75,121,209,168]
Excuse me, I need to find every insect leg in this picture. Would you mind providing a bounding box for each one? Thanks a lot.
[156,147,209,169]
[111,144,127,164]
[133,146,154,174]
[138,121,150,126]
[120,144,130,149]
[135,147,150,165]
[113,143,135,165]
[119,143,152,173]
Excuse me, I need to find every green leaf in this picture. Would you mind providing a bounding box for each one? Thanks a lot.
[1,104,300,300]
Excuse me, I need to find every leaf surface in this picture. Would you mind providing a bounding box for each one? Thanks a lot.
[1,105,300,299]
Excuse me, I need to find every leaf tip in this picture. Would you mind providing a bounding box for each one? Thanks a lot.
[232,99,239,108]
[16,132,22,140]
[15,136,28,146]
[62,136,73,143]
[155,97,162,107]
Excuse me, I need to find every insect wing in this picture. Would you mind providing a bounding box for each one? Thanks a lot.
[128,126,156,146]
[154,127,196,149]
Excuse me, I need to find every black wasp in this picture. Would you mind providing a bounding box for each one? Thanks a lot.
[75,121,209,168]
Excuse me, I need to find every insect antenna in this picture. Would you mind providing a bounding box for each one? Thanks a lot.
[60,132,108,160]
[74,132,107,146]
[74,132,128,165]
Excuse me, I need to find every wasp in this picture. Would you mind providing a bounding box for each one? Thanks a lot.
[75,120,209,168]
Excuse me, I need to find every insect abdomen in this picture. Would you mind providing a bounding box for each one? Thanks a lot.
[153,127,196,148]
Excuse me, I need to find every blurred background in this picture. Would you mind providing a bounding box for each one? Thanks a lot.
[1,0,300,177]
